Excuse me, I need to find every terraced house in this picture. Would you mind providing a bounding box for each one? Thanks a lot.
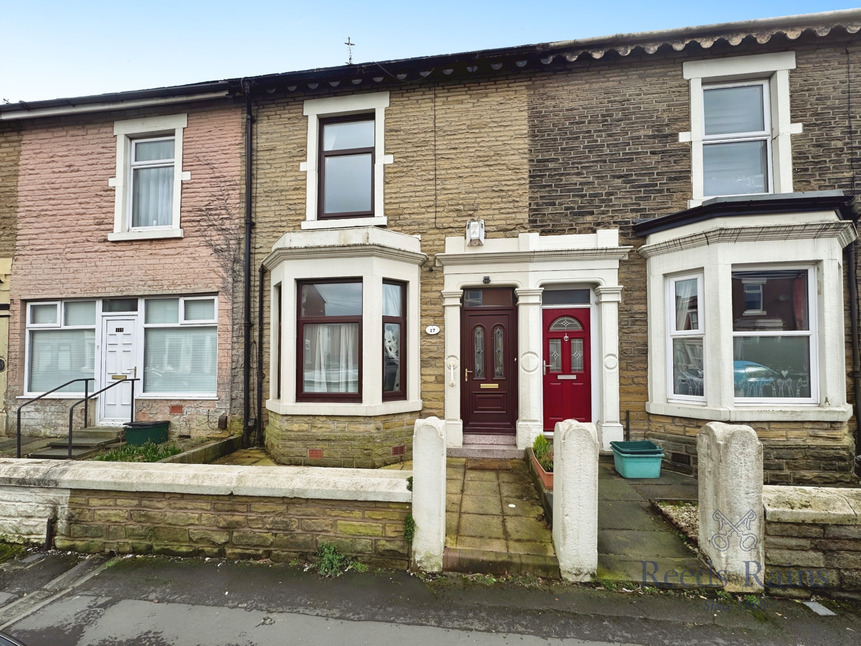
[1,9,859,486]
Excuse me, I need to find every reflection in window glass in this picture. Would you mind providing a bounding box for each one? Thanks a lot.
[732,270,808,331]
[301,282,362,317]
[733,337,810,398]
[383,323,401,393]
[667,275,705,400]
[731,268,812,400]
[673,338,703,397]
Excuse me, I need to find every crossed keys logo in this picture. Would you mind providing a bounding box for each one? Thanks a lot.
[710,509,758,552]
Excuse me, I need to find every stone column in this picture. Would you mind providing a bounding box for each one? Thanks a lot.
[594,286,623,449]
[552,419,599,582]
[698,422,764,592]
[515,288,543,449]
[411,416,447,572]
[441,290,463,448]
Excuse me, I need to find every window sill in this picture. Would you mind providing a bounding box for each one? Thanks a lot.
[108,228,184,242]
[136,394,218,400]
[300,217,387,231]
[647,400,852,422]
[266,398,422,417]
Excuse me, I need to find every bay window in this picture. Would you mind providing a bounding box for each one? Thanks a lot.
[264,227,424,415]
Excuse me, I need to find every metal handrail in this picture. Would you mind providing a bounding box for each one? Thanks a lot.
[17,379,94,458]
[67,378,139,459]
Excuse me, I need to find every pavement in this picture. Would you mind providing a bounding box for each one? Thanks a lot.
[1,549,860,646]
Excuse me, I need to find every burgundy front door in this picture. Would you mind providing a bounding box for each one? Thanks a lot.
[462,299,517,434]
[543,308,591,430]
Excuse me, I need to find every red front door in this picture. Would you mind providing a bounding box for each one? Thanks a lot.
[543,308,591,430]
[462,305,517,434]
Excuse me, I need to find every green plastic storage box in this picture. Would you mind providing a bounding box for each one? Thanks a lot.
[610,440,663,479]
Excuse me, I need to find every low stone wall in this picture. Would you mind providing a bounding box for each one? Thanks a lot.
[0,459,412,568]
[763,485,861,597]
[265,412,415,468]
[647,426,856,485]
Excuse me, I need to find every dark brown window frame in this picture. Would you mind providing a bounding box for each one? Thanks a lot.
[296,278,363,403]
[318,114,375,220]
[382,280,406,401]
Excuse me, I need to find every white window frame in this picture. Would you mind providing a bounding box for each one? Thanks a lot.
[109,114,189,241]
[265,228,424,417]
[731,265,818,406]
[25,300,97,397]
[680,52,802,207]
[141,296,218,397]
[666,273,705,404]
[701,79,772,198]
[299,93,393,230]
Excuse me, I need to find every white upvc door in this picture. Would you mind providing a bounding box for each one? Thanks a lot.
[98,317,138,424]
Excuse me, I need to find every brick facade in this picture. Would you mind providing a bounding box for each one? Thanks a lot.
[4,103,245,437]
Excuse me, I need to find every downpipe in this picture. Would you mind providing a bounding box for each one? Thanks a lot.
[241,80,254,448]
[848,240,861,475]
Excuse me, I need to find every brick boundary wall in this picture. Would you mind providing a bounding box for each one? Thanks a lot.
[0,460,412,568]
[762,485,861,598]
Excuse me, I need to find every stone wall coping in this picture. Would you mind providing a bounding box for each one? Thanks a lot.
[763,485,861,525]
[0,459,412,503]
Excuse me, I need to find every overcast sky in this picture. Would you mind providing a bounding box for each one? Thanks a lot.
[1,1,856,103]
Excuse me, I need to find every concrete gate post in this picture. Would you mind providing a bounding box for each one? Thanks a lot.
[697,422,764,592]
[411,416,446,572]
[552,419,599,581]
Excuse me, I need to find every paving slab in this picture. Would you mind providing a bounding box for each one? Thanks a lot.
[598,528,697,560]
[598,501,668,531]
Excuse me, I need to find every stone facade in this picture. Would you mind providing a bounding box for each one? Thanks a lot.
[265,412,415,468]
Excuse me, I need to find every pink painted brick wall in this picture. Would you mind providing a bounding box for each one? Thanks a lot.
[6,104,244,434]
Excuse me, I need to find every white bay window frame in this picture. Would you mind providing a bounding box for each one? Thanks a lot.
[109,114,190,241]
[642,209,853,423]
[264,228,424,416]
[680,52,801,207]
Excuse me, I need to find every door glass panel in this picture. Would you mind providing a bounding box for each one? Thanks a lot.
[571,339,584,372]
[548,339,561,372]
[493,326,504,378]
[473,327,485,379]
[549,316,582,332]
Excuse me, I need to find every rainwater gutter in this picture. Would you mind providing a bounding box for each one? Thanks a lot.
[242,79,254,448]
